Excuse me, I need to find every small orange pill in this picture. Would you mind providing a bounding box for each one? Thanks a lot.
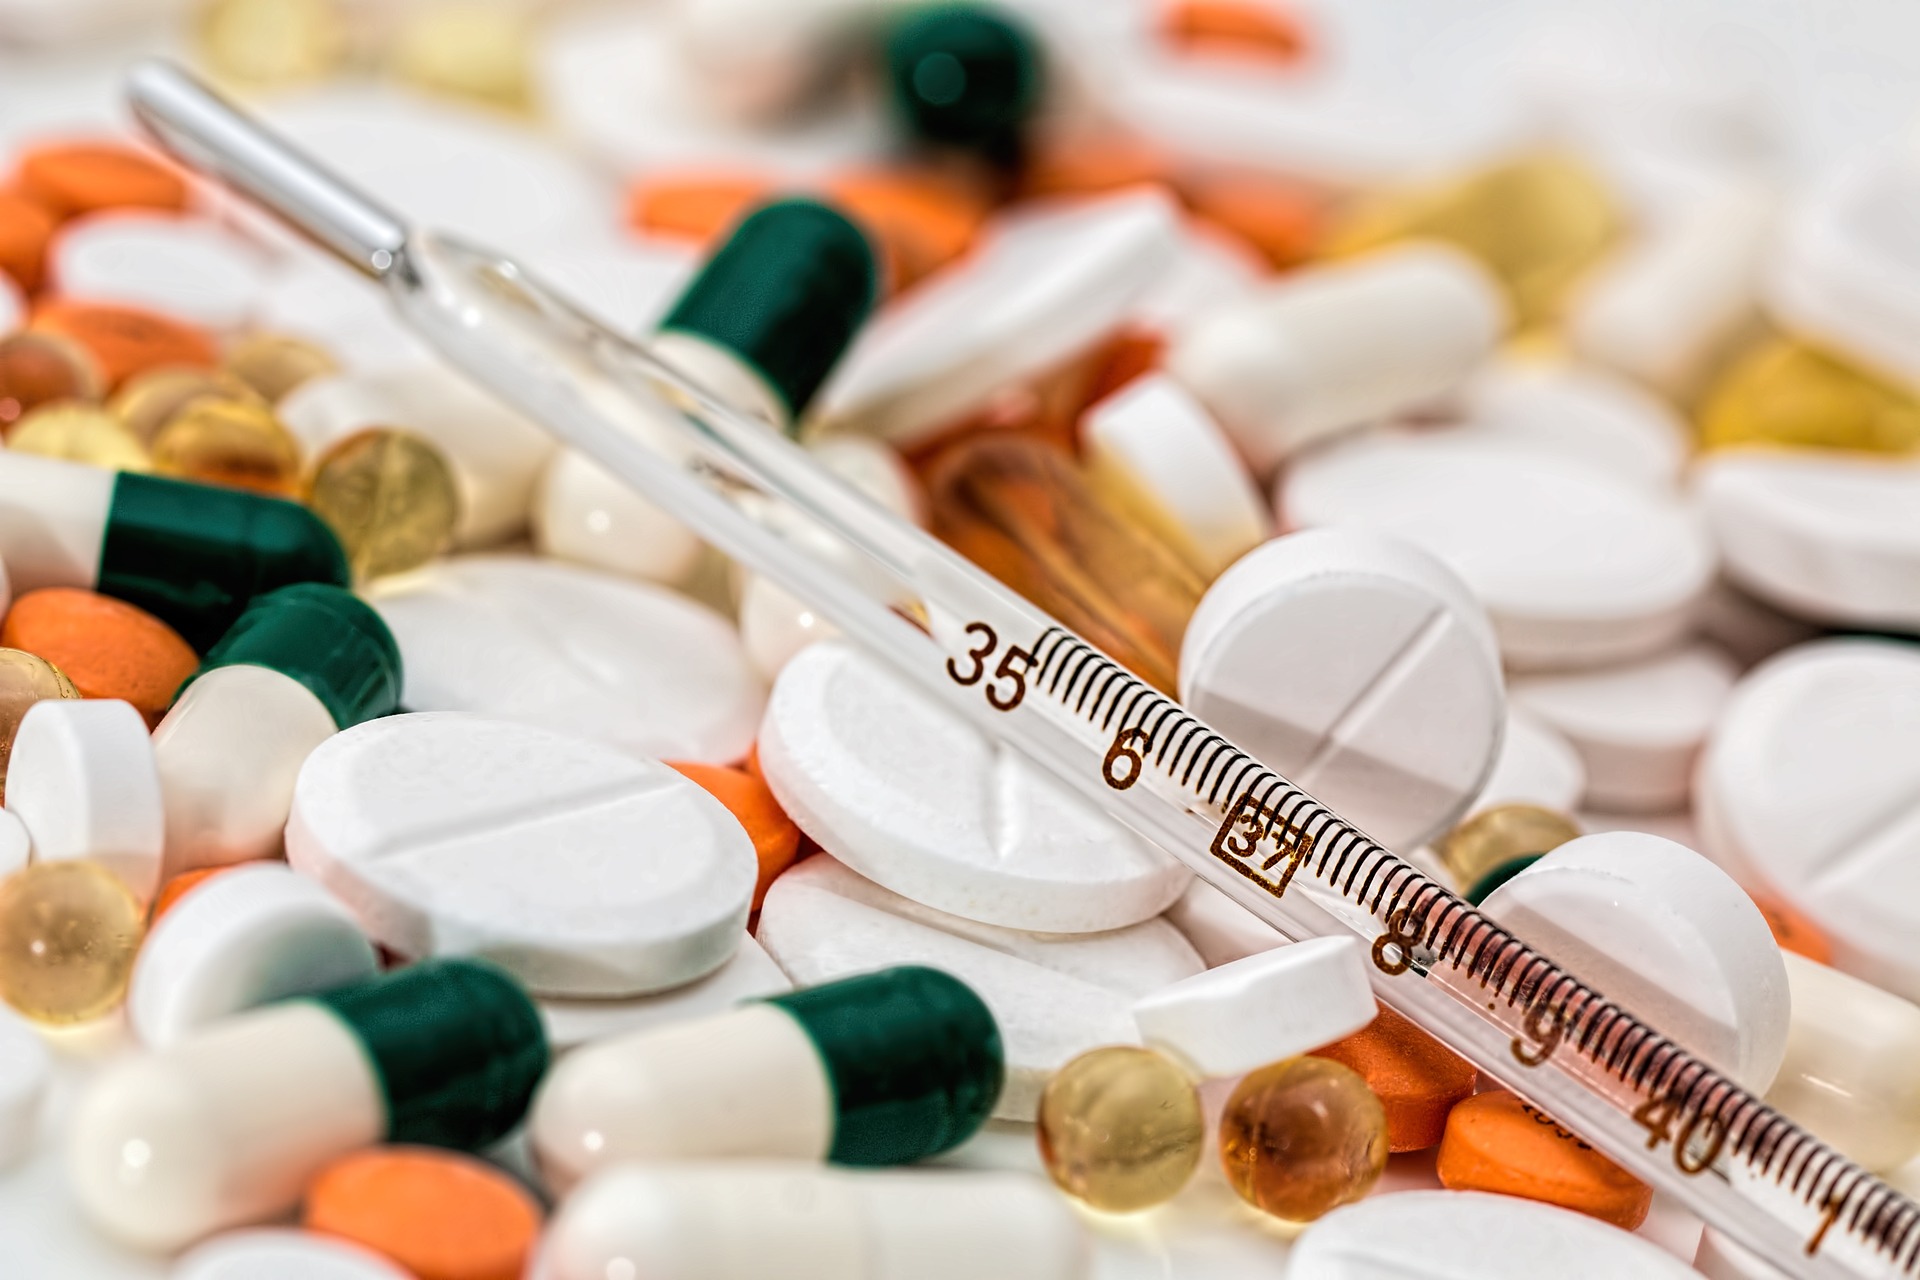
[1751,893,1832,965]
[1311,1003,1477,1152]
[1437,1090,1652,1230]
[1,588,199,727]
[1181,175,1321,269]
[31,300,218,389]
[0,191,58,293]
[304,1147,542,1280]
[829,168,989,291]
[15,142,190,220]
[1159,0,1311,65]
[669,761,802,911]
[628,173,773,246]
[149,866,234,924]
[1020,133,1174,201]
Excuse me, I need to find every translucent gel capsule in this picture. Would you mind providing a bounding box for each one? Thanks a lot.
[1219,1056,1387,1222]
[197,0,349,88]
[1436,804,1581,903]
[152,397,303,496]
[304,428,460,581]
[928,434,1205,693]
[389,3,534,111]
[0,861,144,1024]
[0,332,104,432]
[9,404,151,471]
[223,333,338,405]
[1329,153,1617,328]
[0,648,81,804]
[1698,336,1920,455]
[109,367,263,445]
[1036,1045,1205,1213]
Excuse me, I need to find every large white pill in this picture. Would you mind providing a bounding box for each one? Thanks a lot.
[50,213,267,332]
[1456,359,1689,491]
[1695,639,1920,1000]
[1696,451,1920,631]
[1480,831,1790,1090]
[1281,431,1715,669]
[759,640,1189,932]
[287,712,756,997]
[757,856,1200,1119]
[171,1228,411,1279]
[1179,528,1504,852]
[539,933,791,1051]
[1466,708,1586,815]
[1510,644,1737,814]
[128,864,377,1049]
[6,698,163,902]
[533,448,705,585]
[1289,1190,1698,1279]
[0,1007,49,1169]
[370,556,763,765]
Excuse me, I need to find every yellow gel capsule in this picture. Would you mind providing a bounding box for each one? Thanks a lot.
[0,332,104,432]
[1698,337,1920,455]
[151,396,303,496]
[304,427,461,581]
[389,2,534,111]
[9,404,151,471]
[109,365,263,444]
[0,649,81,805]
[1219,1056,1388,1222]
[1329,153,1617,328]
[223,332,338,405]
[1037,1046,1205,1213]
[0,861,144,1024]
[1436,804,1581,900]
[197,0,348,88]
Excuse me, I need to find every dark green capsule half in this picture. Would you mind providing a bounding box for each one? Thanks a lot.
[658,198,878,424]
[764,965,1003,1166]
[185,583,403,729]
[99,471,350,652]
[314,959,549,1151]
[884,4,1043,161]
[1465,853,1546,906]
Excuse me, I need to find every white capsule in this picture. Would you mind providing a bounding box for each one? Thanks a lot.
[533,449,705,585]
[171,1228,411,1280]
[7,698,163,902]
[50,213,268,333]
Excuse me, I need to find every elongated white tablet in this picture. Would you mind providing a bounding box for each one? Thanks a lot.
[0,1007,48,1169]
[171,1229,411,1279]
[1510,644,1737,813]
[1281,432,1715,669]
[369,556,763,765]
[1696,451,1920,631]
[538,933,791,1051]
[51,213,267,332]
[286,712,756,996]
[1179,528,1504,853]
[1457,359,1689,491]
[757,855,1201,1118]
[1290,1190,1698,1279]
[6,698,163,902]
[128,864,377,1048]
[1466,709,1586,815]
[1480,831,1790,1090]
[759,640,1189,932]
[1695,639,1920,1001]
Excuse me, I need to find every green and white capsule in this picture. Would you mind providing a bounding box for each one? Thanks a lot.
[153,583,403,875]
[68,959,547,1252]
[884,4,1044,161]
[0,451,349,651]
[531,966,1003,1191]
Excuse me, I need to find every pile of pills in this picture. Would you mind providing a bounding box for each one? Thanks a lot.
[1,1,1919,1277]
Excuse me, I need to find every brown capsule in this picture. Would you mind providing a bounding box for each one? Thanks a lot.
[1219,1056,1388,1222]
[1436,804,1581,898]
[0,332,105,433]
[9,404,151,471]
[0,648,81,804]
[305,427,461,580]
[1037,1045,1205,1213]
[223,332,338,404]
[150,396,303,496]
[0,860,144,1025]
[109,365,263,444]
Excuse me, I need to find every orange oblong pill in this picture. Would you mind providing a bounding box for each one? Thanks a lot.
[829,168,989,291]
[0,191,58,293]
[1437,1090,1652,1230]
[1750,892,1832,965]
[15,141,190,220]
[1,588,199,727]
[669,760,802,911]
[304,1146,542,1280]
[31,299,218,389]
[1311,1003,1477,1151]
[149,866,235,925]
[1159,0,1311,65]
[628,173,773,246]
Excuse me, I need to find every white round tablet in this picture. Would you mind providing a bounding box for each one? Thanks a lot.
[1290,1190,1699,1280]
[1696,450,1920,631]
[6,698,163,902]
[286,712,756,997]
[1466,709,1586,816]
[1179,528,1505,853]
[1457,359,1689,491]
[51,212,267,332]
[758,640,1190,933]
[1510,643,1737,814]
[171,1228,411,1280]
[1281,431,1715,669]
[1480,830,1790,1090]
[369,555,763,766]
[0,1007,49,1169]
[1695,639,1920,1002]
[128,864,378,1048]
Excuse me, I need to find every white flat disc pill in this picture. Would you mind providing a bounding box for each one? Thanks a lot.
[1510,644,1737,814]
[814,189,1179,447]
[0,1007,49,1168]
[171,1229,411,1279]
[1456,359,1689,491]
[1466,709,1586,815]
[1695,450,1920,631]
[1695,639,1920,1000]
[757,855,1200,1119]
[539,933,791,1052]
[128,864,378,1048]
[1479,831,1790,1090]
[758,640,1189,932]
[1289,1190,1699,1280]
[50,213,267,333]
[286,712,756,996]
[6,698,163,902]
[1178,527,1504,853]
[369,556,763,765]
[1280,432,1715,669]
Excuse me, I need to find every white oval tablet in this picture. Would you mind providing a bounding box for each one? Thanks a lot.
[1281,432,1715,669]
[1511,644,1737,814]
[1290,1190,1699,1280]
[1457,359,1689,491]
[286,712,756,996]
[51,213,267,332]
[0,1007,49,1169]
[759,640,1189,933]
[539,933,791,1052]
[370,556,763,766]
[1695,639,1920,1001]
[128,864,378,1048]
[1179,528,1504,853]
[1480,831,1790,1090]
[1696,451,1920,631]
[6,698,163,902]
[1466,709,1586,815]
[171,1228,411,1280]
